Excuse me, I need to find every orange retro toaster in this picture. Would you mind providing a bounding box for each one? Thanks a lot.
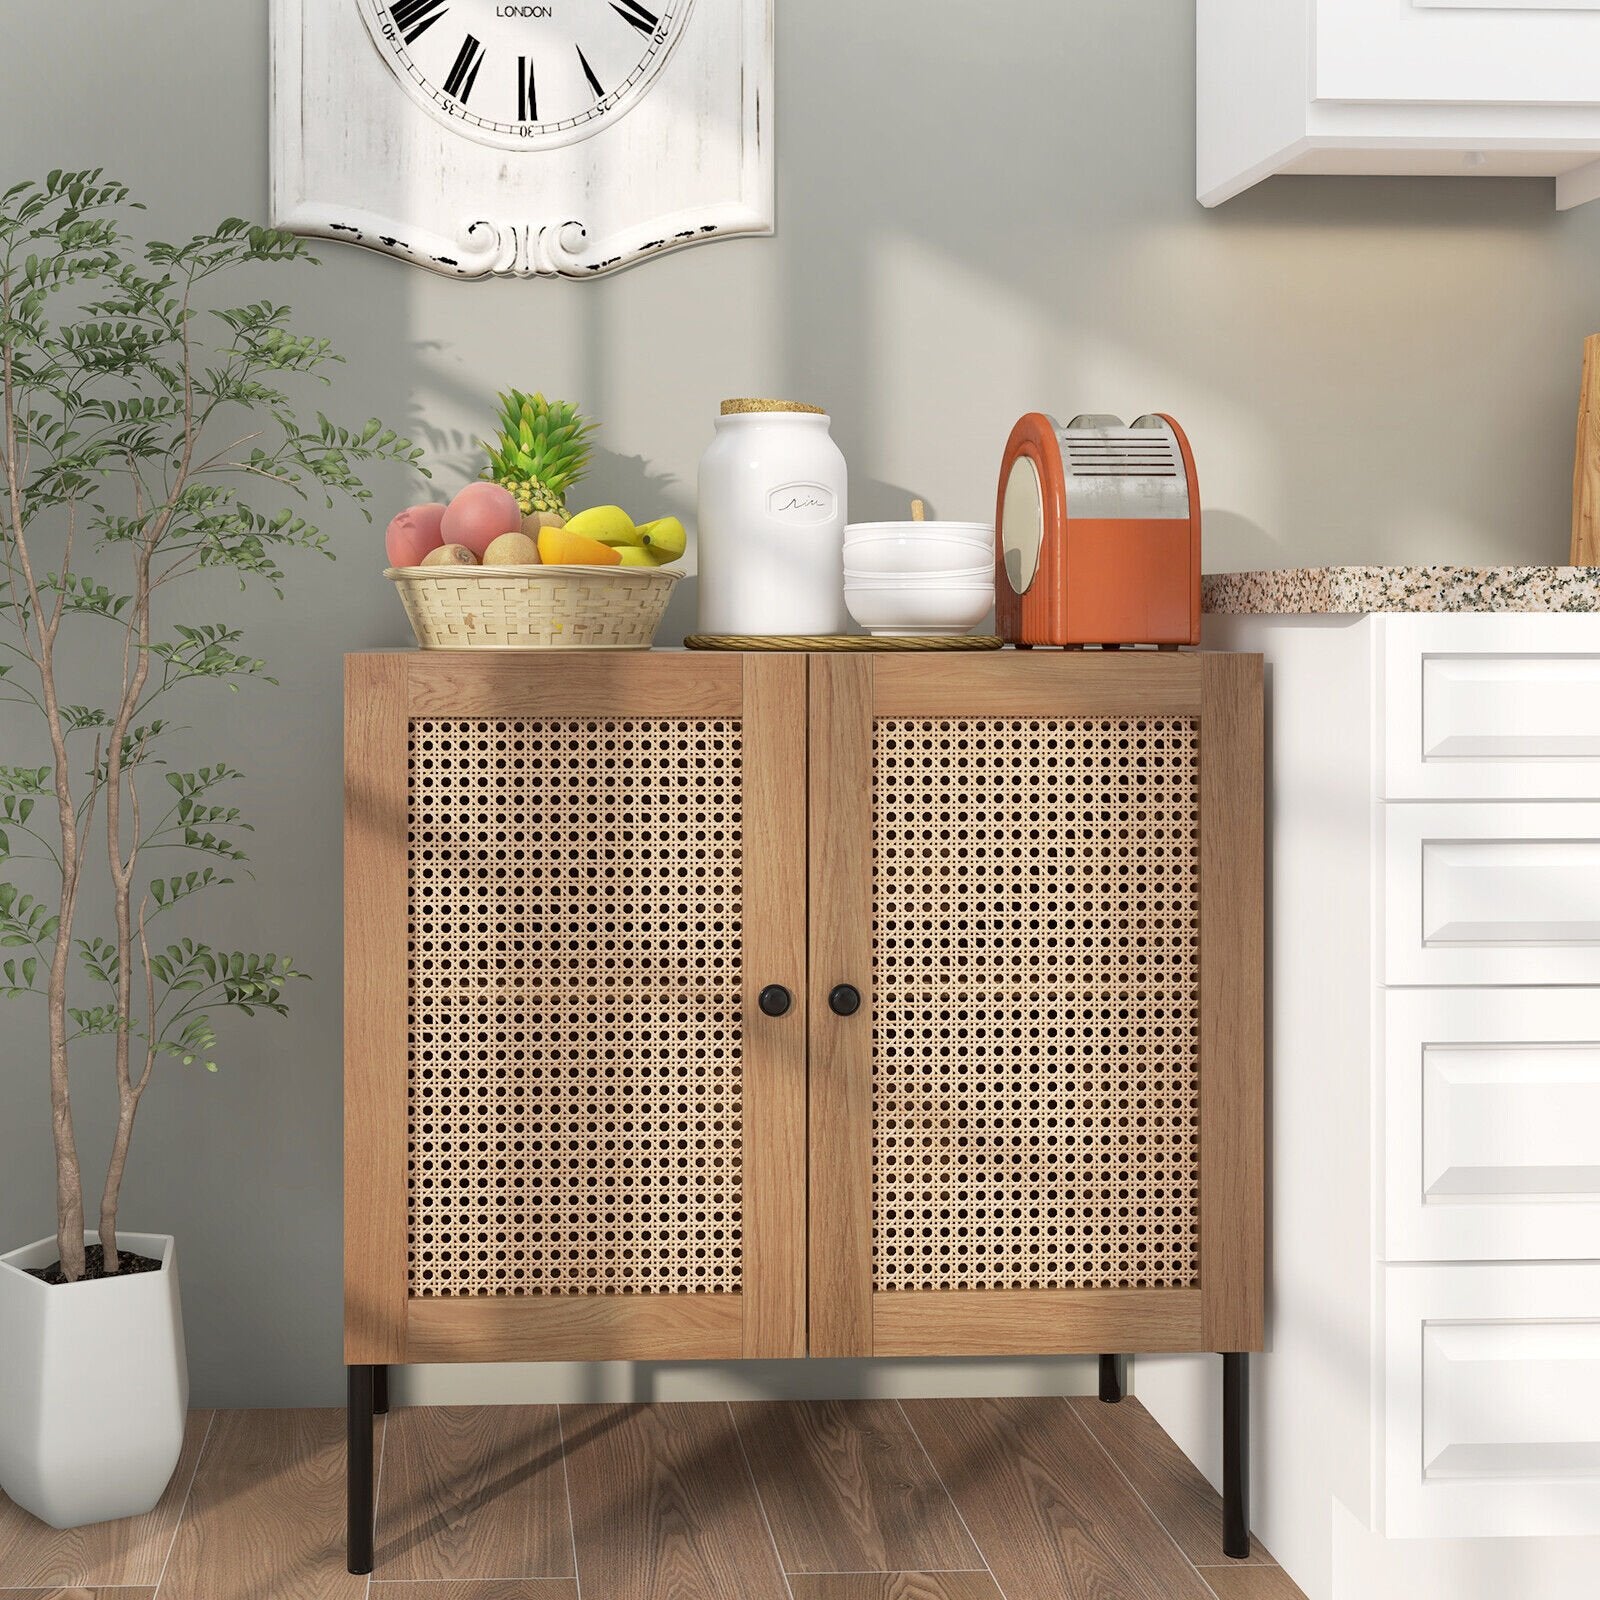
[994,412,1201,647]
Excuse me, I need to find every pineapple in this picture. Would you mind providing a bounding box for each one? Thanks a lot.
[482,390,596,527]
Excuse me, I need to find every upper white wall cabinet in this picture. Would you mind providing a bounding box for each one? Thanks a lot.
[1199,0,1600,210]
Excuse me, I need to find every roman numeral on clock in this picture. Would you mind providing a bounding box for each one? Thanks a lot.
[389,0,447,46]
[610,0,659,35]
[576,44,605,100]
[516,55,537,123]
[443,34,485,102]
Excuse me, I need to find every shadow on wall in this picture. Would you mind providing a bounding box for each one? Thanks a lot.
[767,3,1596,569]
[397,1354,1102,1407]
[433,3,1600,581]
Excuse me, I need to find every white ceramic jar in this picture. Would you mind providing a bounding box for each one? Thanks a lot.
[697,399,849,635]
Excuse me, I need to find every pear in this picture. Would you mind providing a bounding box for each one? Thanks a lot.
[616,545,674,567]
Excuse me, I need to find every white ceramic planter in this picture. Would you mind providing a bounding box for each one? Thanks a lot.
[0,1231,188,1528]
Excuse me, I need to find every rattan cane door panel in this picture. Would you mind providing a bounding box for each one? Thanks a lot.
[870,715,1202,1295]
[807,653,1262,1359]
[344,652,807,1365]
[407,716,746,1299]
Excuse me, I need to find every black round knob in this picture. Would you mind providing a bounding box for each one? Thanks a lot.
[828,983,862,1017]
[758,984,793,1018]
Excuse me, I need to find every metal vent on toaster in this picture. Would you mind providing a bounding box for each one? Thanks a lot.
[1061,420,1181,479]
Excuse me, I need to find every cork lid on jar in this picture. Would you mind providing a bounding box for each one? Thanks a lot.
[720,398,827,416]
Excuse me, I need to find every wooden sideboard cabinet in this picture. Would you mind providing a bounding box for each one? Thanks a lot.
[343,648,1264,1572]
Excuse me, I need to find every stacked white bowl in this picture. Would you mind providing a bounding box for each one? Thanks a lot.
[842,520,995,637]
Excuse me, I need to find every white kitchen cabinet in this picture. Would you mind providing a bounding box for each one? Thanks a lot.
[1385,987,1600,1261]
[1137,608,1600,1600]
[1384,1264,1600,1538]
[1380,615,1600,800]
[1199,0,1600,209]
[1384,803,1600,985]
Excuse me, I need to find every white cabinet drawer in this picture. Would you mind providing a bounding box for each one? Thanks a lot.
[1383,1263,1600,1539]
[1384,988,1600,1260]
[1381,615,1600,800]
[1318,0,1600,108]
[1384,803,1600,985]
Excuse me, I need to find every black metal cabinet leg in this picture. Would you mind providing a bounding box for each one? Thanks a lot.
[1098,1354,1123,1403]
[373,1364,389,1416]
[1223,1352,1250,1559]
[348,1364,375,1575]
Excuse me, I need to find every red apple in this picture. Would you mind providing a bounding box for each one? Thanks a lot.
[441,481,522,558]
[385,503,447,567]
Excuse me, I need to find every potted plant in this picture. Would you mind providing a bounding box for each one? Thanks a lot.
[0,171,423,1528]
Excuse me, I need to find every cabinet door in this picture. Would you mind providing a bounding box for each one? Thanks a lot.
[807,653,1263,1358]
[1383,988,1600,1262]
[1317,0,1600,108]
[1383,802,1600,986]
[1383,1262,1600,1538]
[1379,614,1600,802]
[345,652,807,1365]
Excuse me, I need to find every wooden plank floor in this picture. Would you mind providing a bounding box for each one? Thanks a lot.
[0,1397,1307,1600]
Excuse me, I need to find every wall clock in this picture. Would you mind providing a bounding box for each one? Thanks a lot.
[271,0,773,279]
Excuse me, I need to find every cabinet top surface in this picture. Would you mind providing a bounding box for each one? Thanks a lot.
[1203,566,1600,616]
[345,647,1247,660]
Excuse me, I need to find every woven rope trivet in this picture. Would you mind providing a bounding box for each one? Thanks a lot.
[684,634,1004,652]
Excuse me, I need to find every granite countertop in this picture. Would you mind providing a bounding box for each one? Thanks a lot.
[1202,565,1600,615]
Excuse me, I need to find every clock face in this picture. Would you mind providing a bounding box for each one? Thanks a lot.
[359,0,693,151]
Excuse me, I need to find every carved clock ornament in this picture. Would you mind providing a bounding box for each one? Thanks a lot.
[270,0,774,279]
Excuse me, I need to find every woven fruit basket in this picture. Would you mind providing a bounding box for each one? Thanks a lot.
[387,564,681,650]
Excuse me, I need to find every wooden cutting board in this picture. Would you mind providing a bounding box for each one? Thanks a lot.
[1574,333,1600,565]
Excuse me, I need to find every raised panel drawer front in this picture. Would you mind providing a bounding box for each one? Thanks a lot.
[1383,803,1600,985]
[1317,0,1600,107]
[1381,615,1600,800]
[1384,988,1600,1260]
[1384,1264,1600,1538]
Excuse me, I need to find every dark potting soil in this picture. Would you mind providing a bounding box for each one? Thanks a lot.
[24,1243,163,1284]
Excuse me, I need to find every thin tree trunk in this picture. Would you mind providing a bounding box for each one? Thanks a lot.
[1,278,86,1282]
[99,590,152,1273]
[99,371,177,1273]
[98,1094,141,1265]
[41,621,86,1281]
[47,876,85,1279]
[40,641,85,1281]
[48,967,85,1277]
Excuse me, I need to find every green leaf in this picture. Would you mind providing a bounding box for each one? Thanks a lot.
[76,936,119,985]
[67,1004,120,1035]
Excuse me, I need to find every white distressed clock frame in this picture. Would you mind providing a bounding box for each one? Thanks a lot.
[270,0,773,279]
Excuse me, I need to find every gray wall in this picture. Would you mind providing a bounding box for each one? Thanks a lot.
[4,1,1599,1407]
